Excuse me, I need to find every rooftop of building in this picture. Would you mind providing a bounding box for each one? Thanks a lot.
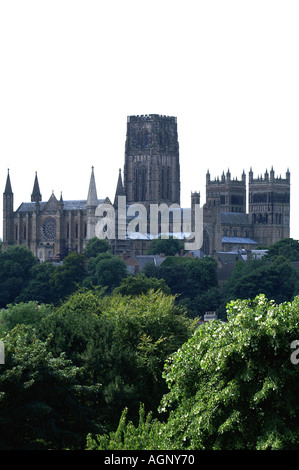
[16,199,105,213]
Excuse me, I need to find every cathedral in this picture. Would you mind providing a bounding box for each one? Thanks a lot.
[2,114,290,261]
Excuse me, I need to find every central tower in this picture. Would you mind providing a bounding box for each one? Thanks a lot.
[124,114,180,208]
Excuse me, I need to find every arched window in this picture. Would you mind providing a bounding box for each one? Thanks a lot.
[159,132,163,146]
[137,132,141,148]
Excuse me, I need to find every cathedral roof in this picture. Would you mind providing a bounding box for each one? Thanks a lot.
[16,199,105,213]
[222,236,258,245]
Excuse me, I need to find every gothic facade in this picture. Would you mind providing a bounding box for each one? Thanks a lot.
[2,114,290,261]
[2,167,109,261]
[202,167,290,255]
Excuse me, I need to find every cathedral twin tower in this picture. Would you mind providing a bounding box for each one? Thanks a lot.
[2,114,290,261]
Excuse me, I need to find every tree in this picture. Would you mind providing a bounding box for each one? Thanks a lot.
[83,253,127,291]
[36,288,196,431]
[147,237,183,256]
[86,405,164,450]
[181,286,223,319]
[0,301,51,334]
[0,325,99,449]
[90,294,299,450]
[84,237,110,258]
[0,245,38,307]
[16,262,59,304]
[50,251,86,300]
[99,290,196,421]
[147,256,220,313]
[158,294,299,450]
[113,274,170,296]
[220,257,299,316]
[265,238,299,262]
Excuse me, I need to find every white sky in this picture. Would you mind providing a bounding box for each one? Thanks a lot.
[0,0,298,240]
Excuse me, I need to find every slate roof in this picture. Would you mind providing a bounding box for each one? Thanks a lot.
[134,255,166,270]
[16,199,105,213]
[217,251,244,265]
[222,236,258,245]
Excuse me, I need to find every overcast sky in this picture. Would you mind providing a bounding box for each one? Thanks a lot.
[1,0,298,240]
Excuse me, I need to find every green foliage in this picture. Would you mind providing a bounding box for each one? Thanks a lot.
[86,405,165,450]
[50,252,86,300]
[158,257,218,298]
[147,237,183,256]
[181,286,223,320]
[0,301,51,333]
[1,238,299,450]
[158,295,299,450]
[84,237,110,258]
[221,257,299,315]
[265,237,299,262]
[114,273,170,296]
[0,245,38,307]
[83,252,128,291]
[36,289,196,431]
[0,247,88,307]
[16,262,58,304]
[143,256,220,317]
[91,294,299,450]
[36,288,106,361]
[0,325,99,450]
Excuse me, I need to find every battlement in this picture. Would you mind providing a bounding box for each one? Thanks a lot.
[127,114,177,123]
[249,167,290,184]
[206,170,246,186]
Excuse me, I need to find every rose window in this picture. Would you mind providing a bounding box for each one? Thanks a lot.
[42,217,56,240]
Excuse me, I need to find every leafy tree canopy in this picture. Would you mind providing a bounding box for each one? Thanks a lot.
[36,288,196,430]
[0,245,38,307]
[50,251,86,300]
[147,237,183,256]
[221,257,299,315]
[0,325,99,450]
[148,256,219,305]
[265,237,299,262]
[16,262,58,305]
[114,273,170,296]
[83,253,128,291]
[84,237,110,258]
[89,294,299,450]
[0,301,51,334]
[159,294,299,450]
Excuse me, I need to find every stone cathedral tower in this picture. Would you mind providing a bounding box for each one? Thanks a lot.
[2,115,291,261]
[124,114,180,208]
[249,167,290,245]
